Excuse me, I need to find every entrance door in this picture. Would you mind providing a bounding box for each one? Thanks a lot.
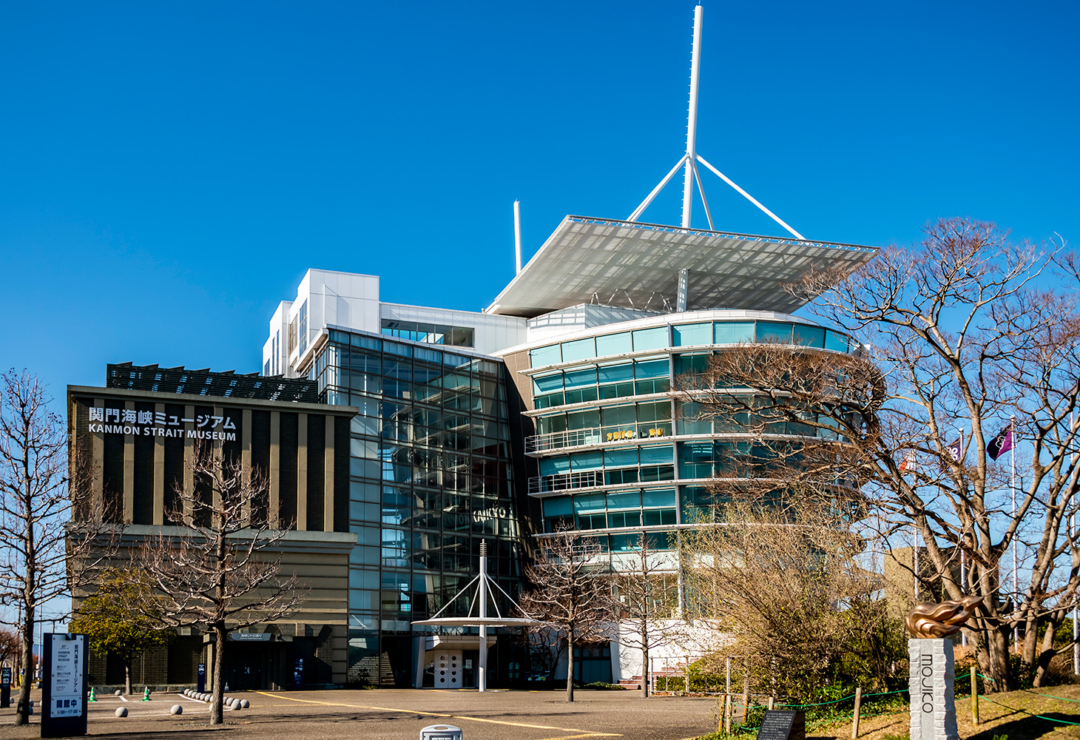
[433,650,462,688]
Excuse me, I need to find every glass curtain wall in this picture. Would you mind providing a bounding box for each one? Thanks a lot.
[313,329,523,687]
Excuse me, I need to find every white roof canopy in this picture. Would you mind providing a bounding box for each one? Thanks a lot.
[485,216,877,318]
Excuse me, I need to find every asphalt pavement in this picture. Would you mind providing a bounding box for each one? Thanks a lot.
[0,687,720,740]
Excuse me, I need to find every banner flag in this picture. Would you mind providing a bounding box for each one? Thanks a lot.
[988,422,1015,461]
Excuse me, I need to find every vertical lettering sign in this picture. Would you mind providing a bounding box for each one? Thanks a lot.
[50,636,82,716]
[908,639,956,740]
[42,633,88,738]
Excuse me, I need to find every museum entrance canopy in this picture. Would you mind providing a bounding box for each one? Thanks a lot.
[485,216,878,318]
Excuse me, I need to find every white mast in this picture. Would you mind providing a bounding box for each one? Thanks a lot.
[627,3,805,240]
[514,201,523,274]
[681,3,704,228]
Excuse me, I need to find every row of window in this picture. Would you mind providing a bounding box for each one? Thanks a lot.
[380,320,476,348]
[541,485,729,533]
[534,401,670,437]
[529,320,852,368]
[328,330,499,372]
[533,359,670,408]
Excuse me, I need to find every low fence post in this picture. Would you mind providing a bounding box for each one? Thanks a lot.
[851,687,862,739]
[684,654,690,694]
[971,671,979,726]
[768,696,775,710]
[719,694,728,733]
[724,693,733,734]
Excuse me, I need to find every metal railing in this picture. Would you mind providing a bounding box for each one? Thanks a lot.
[525,422,673,454]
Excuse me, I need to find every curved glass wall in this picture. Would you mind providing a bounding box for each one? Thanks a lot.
[524,317,852,553]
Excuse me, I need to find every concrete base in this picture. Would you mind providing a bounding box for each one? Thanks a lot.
[909,638,958,740]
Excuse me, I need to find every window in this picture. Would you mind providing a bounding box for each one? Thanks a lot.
[714,322,754,344]
[298,300,309,354]
[596,332,632,357]
[634,359,670,395]
[530,345,561,368]
[825,330,850,353]
[574,494,607,530]
[380,320,475,347]
[598,362,634,399]
[793,324,825,348]
[673,323,711,346]
[562,338,596,362]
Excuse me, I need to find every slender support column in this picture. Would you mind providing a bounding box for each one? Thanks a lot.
[479,541,488,692]
[676,268,689,312]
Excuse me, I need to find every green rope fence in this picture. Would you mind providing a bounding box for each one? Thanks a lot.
[979,695,1080,726]
[703,670,1080,738]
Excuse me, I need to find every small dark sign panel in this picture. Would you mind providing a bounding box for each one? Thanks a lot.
[1,666,11,708]
[197,663,206,693]
[756,710,805,740]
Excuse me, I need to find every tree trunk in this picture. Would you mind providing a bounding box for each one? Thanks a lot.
[982,628,1012,692]
[125,661,132,696]
[14,606,32,726]
[640,632,649,699]
[211,623,226,725]
[566,632,575,703]
[1033,616,1060,688]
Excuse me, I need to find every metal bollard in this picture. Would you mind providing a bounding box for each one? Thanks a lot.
[420,725,462,740]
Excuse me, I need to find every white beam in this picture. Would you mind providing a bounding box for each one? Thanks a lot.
[691,159,715,231]
[696,155,806,240]
[628,156,686,222]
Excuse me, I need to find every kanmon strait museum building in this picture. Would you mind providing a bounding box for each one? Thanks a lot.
[70,4,878,692]
[75,214,875,691]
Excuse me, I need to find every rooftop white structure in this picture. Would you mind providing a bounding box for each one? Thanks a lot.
[485,216,876,318]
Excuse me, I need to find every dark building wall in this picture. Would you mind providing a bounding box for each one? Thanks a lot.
[68,385,359,689]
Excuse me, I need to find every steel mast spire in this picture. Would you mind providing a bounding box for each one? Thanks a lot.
[681,4,703,228]
[627,3,805,240]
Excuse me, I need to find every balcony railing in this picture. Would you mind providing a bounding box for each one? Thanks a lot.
[525,422,673,454]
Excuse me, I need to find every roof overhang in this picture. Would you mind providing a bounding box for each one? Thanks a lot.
[485,216,877,318]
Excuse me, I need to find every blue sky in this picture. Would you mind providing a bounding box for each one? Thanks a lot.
[2,0,1078,400]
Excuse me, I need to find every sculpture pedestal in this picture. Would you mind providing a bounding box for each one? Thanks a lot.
[908,638,958,740]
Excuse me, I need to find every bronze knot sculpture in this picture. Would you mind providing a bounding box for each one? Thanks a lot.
[906,595,983,638]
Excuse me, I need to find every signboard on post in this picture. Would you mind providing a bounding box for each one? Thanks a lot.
[197,663,206,693]
[1,665,11,708]
[41,633,88,738]
[755,710,805,740]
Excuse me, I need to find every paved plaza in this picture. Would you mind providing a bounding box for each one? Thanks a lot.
[0,688,720,740]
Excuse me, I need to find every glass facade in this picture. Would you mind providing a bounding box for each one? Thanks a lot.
[312,328,524,687]
[525,318,853,557]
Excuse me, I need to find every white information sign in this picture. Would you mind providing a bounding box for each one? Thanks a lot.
[49,636,84,718]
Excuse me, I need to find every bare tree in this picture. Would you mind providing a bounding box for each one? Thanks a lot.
[135,444,305,725]
[680,218,1080,689]
[606,532,681,698]
[681,495,882,702]
[518,526,614,702]
[0,370,113,725]
[0,626,17,669]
